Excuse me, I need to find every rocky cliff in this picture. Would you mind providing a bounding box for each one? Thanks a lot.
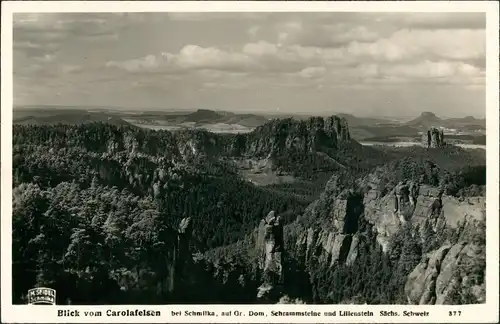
[239,116,351,157]
[168,122,485,305]
[154,115,353,160]
[405,239,486,305]
[281,169,486,304]
[189,161,485,305]
[422,127,445,148]
[367,182,486,305]
[159,119,484,305]
[293,188,365,269]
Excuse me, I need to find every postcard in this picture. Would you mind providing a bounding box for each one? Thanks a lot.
[1,1,498,323]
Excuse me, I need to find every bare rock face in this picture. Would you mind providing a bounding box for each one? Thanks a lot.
[441,196,486,227]
[393,181,420,223]
[405,240,486,304]
[295,192,363,267]
[326,115,351,142]
[422,128,445,148]
[289,167,485,305]
[330,235,352,266]
[409,182,419,206]
[299,231,353,266]
[364,186,407,252]
[405,245,452,304]
[345,234,360,266]
[363,181,484,252]
[256,211,284,301]
[245,116,351,157]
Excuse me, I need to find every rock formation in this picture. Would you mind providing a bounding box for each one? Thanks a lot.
[244,116,351,157]
[177,217,193,264]
[405,241,486,304]
[422,128,445,148]
[256,211,284,301]
[171,217,193,296]
[193,171,485,305]
[393,181,420,223]
[295,190,364,268]
[361,181,471,251]
[361,178,485,305]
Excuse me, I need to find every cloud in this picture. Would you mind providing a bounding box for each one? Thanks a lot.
[378,13,486,30]
[13,13,135,60]
[167,12,273,22]
[107,42,316,75]
[176,45,256,71]
[275,21,382,48]
[106,29,485,89]
[13,13,117,40]
[265,14,485,68]
[272,22,484,64]
[248,25,260,38]
[201,81,248,90]
[60,65,83,74]
[354,61,484,85]
[298,67,326,79]
[291,28,486,67]
[106,45,259,74]
[13,12,487,117]
[363,29,485,62]
[35,54,56,63]
[287,12,486,30]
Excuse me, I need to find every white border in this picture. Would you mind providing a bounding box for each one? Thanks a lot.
[1,1,499,323]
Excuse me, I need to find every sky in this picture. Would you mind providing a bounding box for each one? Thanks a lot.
[13,12,486,118]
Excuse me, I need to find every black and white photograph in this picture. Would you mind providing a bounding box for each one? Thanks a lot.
[2,2,498,320]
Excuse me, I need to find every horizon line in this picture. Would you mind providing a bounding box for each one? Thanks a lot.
[12,104,486,120]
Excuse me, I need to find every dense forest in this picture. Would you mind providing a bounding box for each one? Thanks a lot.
[12,122,486,305]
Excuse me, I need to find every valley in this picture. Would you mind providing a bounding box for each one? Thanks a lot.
[12,111,486,305]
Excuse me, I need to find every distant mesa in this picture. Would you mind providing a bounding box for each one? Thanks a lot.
[184,109,223,123]
[404,111,485,131]
[420,112,437,118]
[449,115,479,123]
[445,115,485,129]
[405,111,443,128]
[178,109,270,128]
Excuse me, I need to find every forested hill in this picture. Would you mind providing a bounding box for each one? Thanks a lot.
[13,115,390,178]
[12,117,368,248]
[11,118,368,304]
[12,122,316,304]
[12,120,486,305]
[13,114,356,157]
[13,123,314,250]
